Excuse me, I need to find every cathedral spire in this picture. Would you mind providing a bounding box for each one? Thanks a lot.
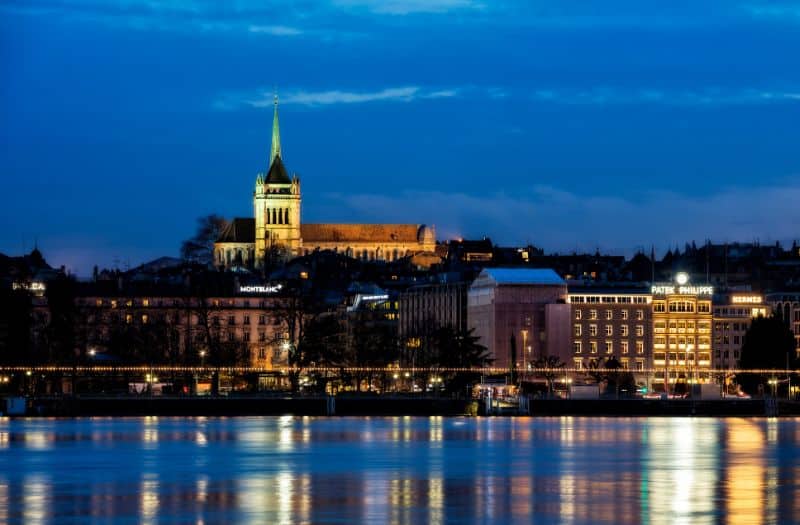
[269,91,281,167]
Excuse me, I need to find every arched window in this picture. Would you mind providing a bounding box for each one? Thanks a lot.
[393,249,399,261]
[285,208,290,225]
[266,208,270,224]
[272,208,277,224]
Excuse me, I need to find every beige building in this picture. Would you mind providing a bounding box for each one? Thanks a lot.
[713,294,770,371]
[76,293,288,369]
[651,273,713,391]
[567,288,652,375]
[467,268,569,370]
[215,96,436,270]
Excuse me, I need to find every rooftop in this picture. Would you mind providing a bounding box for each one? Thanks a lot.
[481,268,565,286]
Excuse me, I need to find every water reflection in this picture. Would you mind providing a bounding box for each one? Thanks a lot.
[0,416,798,523]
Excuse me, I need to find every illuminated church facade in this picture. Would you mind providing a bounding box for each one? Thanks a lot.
[214,97,436,270]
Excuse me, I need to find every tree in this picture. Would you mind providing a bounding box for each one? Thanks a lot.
[532,355,566,396]
[431,326,492,394]
[181,214,228,265]
[738,315,797,395]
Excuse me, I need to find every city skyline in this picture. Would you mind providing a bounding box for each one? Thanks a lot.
[2,1,800,274]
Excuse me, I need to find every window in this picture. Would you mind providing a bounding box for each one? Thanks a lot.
[589,309,598,320]
[636,360,645,371]
[621,341,629,354]
[228,315,236,326]
[605,341,613,354]
[259,332,266,342]
[698,302,711,313]
[654,302,666,313]
[575,310,582,320]
[636,341,644,354]
[606,310,613,320]
[259,315,266,325]
[258,347,266,359]
[228,332,235,342]
[573,358,584,370]
[243,315,250,325]
[574,324,582,337]
[636,325,644,336]
[621,310,629,320]
[605,325,613,336]
[589,324,598,336]
[590,341,598,354]
[243,332,250,342]
[621,325,629,337]
[636,310,644,320]
[573,341,582,354]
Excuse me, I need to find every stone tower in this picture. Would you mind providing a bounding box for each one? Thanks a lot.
[254,95,302,268]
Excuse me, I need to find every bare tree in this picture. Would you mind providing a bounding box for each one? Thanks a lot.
[181,214,229,265]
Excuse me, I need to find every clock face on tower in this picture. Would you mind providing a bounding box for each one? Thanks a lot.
[675,272,689,285]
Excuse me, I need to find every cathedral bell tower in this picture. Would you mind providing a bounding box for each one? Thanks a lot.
[254,94,302,268]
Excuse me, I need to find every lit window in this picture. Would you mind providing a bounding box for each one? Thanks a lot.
[573,341,582,354]
[605,325,613,336]
[636,341,644,354]
[574,324,582,337]
[589,309,598,320]
[636,325,644,336]
[605,341,613,354]
[575,310,582,320]
[590,341,598,354]
[621,310,629,320]
[621,341,629,354]
[589,324,598,336]
[621,325,629,337]
[606,310,613,320]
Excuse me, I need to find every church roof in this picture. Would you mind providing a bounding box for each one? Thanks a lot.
[217,218,255,243]
[301,224,424,243]
[265,155,291,184]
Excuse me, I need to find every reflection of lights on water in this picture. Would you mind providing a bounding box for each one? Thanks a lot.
[0,480,7,524]
[24,474,50,525]
[140,477,159,524]
[430,416,443,443]
[25,431,51,450]
[429,476,444,524]
[0,431,8,449]
[277,471,293,525]
[647,419,718,525]
[727,420,766,525]
[196,476,208,504]
[195,431,207,447]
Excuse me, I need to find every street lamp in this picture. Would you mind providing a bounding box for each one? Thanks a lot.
[768,377,778,398]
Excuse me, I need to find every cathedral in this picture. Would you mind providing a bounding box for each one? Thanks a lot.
[214,96,436,270]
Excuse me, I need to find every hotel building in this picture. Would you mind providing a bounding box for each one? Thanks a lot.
[566,288,651,375]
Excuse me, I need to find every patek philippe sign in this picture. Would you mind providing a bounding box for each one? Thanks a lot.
[238,284,282,294]
[651,273,713,296]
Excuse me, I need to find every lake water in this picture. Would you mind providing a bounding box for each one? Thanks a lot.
[1,416,799,524]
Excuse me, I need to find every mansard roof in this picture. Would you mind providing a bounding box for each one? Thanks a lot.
[217,218,255,243]
[301,224,425,244]
[265,155,291,184]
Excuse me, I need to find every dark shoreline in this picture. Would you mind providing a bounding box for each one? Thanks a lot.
[5,395,800,418]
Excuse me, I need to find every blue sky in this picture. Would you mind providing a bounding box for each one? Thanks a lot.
[2,0,800,274]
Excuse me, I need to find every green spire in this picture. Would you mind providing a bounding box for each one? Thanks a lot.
[269,92,281,167]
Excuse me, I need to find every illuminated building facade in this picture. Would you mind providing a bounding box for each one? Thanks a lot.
[214,96,436,270]
[468,268,569,370]
[566,288,652,375]
[712,294,770,372]
[651,273,713,390]
[74,293,289,369]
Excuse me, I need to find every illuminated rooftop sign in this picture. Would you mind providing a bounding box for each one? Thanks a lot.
[651,273,713,296]
[238,284,282,294]
[731,295,763,304]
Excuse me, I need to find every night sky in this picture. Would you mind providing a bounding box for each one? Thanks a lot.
[2,1,799,275]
